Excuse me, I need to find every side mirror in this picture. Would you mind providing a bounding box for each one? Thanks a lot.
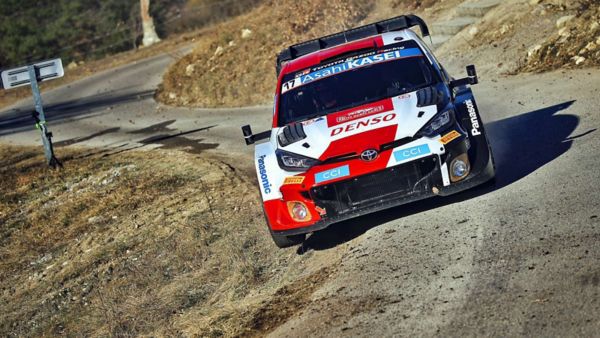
[450,64,478,89]
[466,64,477,80]
[242,124,271,145]
[242,125,255,145]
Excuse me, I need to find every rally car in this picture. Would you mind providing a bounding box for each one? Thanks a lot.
[242,15,495,248]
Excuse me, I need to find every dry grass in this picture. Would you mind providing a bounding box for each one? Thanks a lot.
[520,0,600,72]
[156,0,374,107]
[433,0,600,76]
[236,267,334,337]
[0,145,331,336]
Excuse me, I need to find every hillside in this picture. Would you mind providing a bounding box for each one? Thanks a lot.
[521,0,600,72]
[0,145,334,336]
[435,0,600,75]
[157,0,600,108]
[0,0,264,69]
[156,0,374,107]
[0,0,181,68]
[2,1,600,336]
[0,0,263,111]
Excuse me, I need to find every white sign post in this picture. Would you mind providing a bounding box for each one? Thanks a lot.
[1,58,65,168]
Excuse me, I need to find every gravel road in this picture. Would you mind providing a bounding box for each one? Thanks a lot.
[1,50,598,336]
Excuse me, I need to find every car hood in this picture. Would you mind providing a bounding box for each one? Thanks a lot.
[276,88,446,161]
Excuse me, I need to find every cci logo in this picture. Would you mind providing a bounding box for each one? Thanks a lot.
[393,144,431,163]
[314,165,350,184]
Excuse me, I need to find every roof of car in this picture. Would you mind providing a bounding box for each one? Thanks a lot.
[279,29,421,77]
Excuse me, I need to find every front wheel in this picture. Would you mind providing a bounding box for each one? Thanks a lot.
[270,231,306,248]
[263,208,305,248]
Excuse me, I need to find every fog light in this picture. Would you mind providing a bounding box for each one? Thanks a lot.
[450,153,470,182]
[453,160,468,177]
[287,201,312,222]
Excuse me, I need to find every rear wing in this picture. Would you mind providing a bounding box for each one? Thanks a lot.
[275,14,429,75]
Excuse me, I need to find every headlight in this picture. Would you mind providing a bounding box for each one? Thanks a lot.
[276,149,320,171]
[418,109,455,137]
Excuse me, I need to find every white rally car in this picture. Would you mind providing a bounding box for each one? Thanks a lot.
[242,15,495,248]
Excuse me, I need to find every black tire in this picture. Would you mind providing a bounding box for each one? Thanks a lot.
[270,231,306,248]
[262,207,305,248]
[479,140,497,189]
[486,137,497,179]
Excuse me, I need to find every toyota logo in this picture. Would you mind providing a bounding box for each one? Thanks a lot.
[361,149,379,162]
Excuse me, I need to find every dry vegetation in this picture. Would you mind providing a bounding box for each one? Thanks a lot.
[3,0,597,111]
[522,0,600,72]
[394,0,600,77]
[156,0,374,107]
[390,0,438,10]
[158,0,600,109]
[0,29,202,110]
[173,0,263,33]
[0,146,333,336]
[0,0,265,110]
[2,2,598,333]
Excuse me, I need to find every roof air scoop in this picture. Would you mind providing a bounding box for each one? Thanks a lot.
[276,15,430,75]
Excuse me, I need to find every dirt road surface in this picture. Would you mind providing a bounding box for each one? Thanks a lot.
[1,47,599,336]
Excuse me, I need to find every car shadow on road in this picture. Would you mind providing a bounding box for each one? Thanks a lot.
[136,128,219,155]
[85,123,220,158]
[54,127,121,147]
[299,100,583,253]
[48,120,219,163]
[0,90,155,136]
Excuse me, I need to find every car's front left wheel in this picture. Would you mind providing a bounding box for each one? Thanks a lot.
[262,208,306,248]
[270,231,306,248]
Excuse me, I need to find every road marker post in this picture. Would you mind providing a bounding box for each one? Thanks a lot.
[1,59,65,168]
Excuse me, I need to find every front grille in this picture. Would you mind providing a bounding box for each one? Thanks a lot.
[321,152,358,165]
[311,156,440,217]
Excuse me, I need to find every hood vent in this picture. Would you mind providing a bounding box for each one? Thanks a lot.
[416,86,443,108]
[278,123,307,147]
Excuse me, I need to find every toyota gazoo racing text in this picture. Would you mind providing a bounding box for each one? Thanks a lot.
[242,15,495,248]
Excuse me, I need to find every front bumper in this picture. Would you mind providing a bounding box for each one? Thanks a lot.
[268,130,495,237]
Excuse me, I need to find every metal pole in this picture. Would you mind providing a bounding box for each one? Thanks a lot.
[28,65,62,168]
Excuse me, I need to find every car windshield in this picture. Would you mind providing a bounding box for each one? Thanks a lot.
[278,42,439,126]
